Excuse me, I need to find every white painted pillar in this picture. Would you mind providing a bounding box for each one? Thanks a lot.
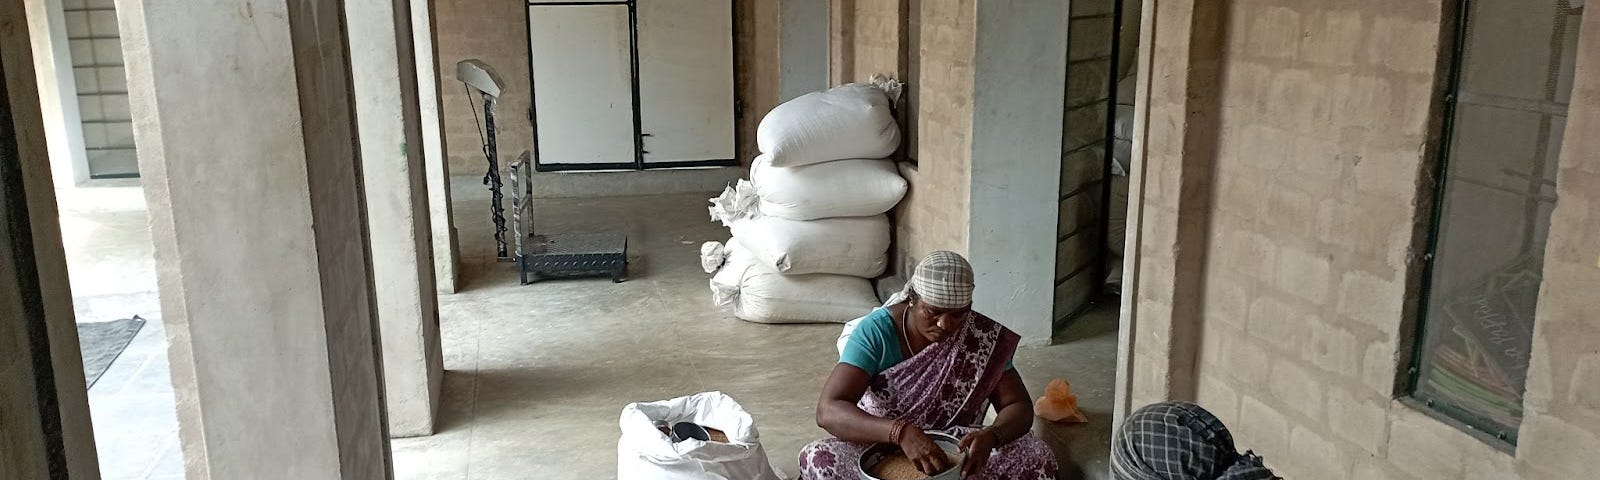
[1,1,100,476]
[120,0,392,477]
[346,0,445,437]
[412,0,461,295]
[779,0,829,101]
[23,0,89,189]
[966,0,1070,346]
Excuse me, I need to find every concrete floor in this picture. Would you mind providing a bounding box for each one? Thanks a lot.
[60,174,1118,479]
[58,186,180,480]
[390,175,1119,479]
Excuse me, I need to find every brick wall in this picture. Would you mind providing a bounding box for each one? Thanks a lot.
[1131,0,1600,478]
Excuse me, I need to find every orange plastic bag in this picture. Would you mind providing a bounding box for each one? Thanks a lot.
[1034,379,1087,423]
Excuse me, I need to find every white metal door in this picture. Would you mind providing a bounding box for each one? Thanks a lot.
[635,0,735,164]
[527,5,638,167]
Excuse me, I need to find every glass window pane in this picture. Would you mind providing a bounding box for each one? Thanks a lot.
[1409,0,1583,443]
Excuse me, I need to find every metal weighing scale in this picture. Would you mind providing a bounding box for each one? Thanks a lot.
[458,60,628,284]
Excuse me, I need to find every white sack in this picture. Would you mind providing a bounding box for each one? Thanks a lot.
[617,391,780,480]
[708,180,761,227]
[700,241,727,274]
[730,215,889,277]
[711,242,880,324]
[749,155,907,221]
[837,314,868,356]
[757,83,900,167]
[1107,175,1129,258]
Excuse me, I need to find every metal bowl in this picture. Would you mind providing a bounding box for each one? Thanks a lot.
[858,431,963,480]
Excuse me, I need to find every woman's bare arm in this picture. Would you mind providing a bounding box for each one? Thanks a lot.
[985,369,1035,444]
[815,363,898,443]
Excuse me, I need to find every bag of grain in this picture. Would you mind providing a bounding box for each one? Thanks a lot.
[730,215,889,277]
[748,155,907,221]
[707,179,761,227]
[757,83,900,167]
[617,391,781,480]
[710,241,880,324]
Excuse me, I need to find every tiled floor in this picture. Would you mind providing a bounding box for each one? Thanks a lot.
[62,176,1119,479]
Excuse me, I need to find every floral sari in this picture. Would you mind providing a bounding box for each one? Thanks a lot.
[798,310,1056,479]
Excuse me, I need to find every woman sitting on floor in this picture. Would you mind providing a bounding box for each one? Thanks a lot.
[798,251,1057,479]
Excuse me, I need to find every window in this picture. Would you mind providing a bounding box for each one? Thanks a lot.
[1408,0,1584,445]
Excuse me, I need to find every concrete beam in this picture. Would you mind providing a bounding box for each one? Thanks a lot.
[121,0,392,476]
[412,0,461,295]
[1,1,100,476]
[347,0,445,437]
[967,0,1070,346]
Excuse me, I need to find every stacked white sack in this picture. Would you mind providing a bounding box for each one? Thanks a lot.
[704,81,905,323]
[748,154,906,221]
[756,83,900,167]
[702,239,879,324]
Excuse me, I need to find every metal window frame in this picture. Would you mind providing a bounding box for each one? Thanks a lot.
[1403,0,1579,447]
[524,0,740,172]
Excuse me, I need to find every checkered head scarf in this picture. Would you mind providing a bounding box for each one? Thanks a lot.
[1111,402,1278,480]
[902,251,975,309]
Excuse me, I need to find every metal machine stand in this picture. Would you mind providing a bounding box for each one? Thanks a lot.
[509,153,628,284]
[459,59,628,284]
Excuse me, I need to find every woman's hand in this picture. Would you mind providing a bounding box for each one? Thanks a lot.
[897,427,950,475]
[958,428,997,477]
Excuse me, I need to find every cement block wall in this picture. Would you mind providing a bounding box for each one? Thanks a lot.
[434,0,535,175]
[1127,0,1600,478]
[62,0,135,178]
[737,0,780,163]
[895,0,974,273]
[1055,0,1117,320]
[825,0,974,276]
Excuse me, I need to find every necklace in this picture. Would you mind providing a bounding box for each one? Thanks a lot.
[899,302,914,355]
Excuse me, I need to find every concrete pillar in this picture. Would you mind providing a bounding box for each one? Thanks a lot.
[412,0,461,295]
[1111,0,1226,426]
[779,0,829,101]
[965,0,1070,346]
[120,0,392,477]
[23,0,89,189]
[1,2,100,476]
[346,0,445,437]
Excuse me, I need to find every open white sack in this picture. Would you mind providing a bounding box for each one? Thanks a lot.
[749,155,907,221]
[757,83,900,167]
[617,391,780,480]
[708,240,880,324]
[730,215,889,277]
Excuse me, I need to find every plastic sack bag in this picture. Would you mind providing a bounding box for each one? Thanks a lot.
[757,83,900,167]
[617,391,781,480]
[836,314,870,356]
[730,215,889,277]
[708,180,761,227]
[700,241,728,274]
[711,241,880,324]
[749,155,907,221]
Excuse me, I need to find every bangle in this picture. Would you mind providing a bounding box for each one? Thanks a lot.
[889,419,910,444]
